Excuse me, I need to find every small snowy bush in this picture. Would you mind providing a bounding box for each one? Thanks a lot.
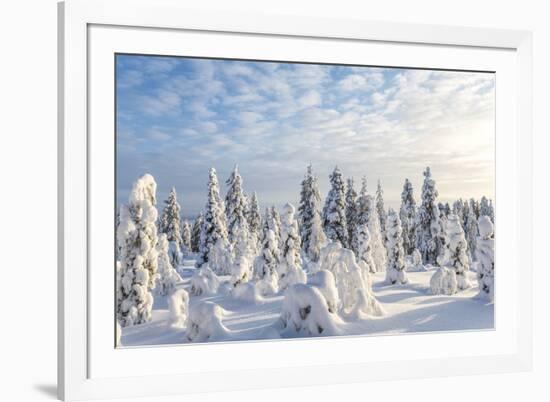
[476,216,494,302]
[155,234,183,296]
[189,265,220,296]
[277,203,307,290]
[186,302,231,342]
[430,266,458,295]
[385,209,408,285]
[279,284,341,337]
[168,288,189,328]
[314,242,383,317]
[307,270,339,314]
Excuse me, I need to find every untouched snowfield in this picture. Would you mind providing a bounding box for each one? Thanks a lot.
[121,258,494,347]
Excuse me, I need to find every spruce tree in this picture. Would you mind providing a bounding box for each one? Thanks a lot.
[375,180,387,234]
[225,164,250,247]
[464,202,479,262]
[385,208,408,285]
[416,167,443,265]
[399,178,417,255]
[356,181,386,272]
[180,220,192,255]
[277,203,306,290]
[480,196,494,223]
[160,187,182,246]
[197,168,231,272]
[155,233,182,296]
[190,213,203,253]
[355,223,376,274]
[270,206,282,245]
[298,165,324,260]
[253,229,280,295]
[441,214,470,290]
[117,174,159,327]
[476,216,494,301]
[345,178,359,253]
[247,192,262,249]
[322,166,348,246]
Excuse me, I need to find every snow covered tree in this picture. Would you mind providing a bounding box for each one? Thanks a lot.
[345,178,359,253]
[225,164,250,247]
[452,199,464,222]
[440,213,470,290]
[416,167,443,265]
[464,201,479,262]
[116,174,159,327]
[385,208,408,285]
[356,188,386,272]
[470,198,481,220]
[476,216,494,302]
[355,223,376,274]
[155,233,182,296]
[159,187,182,245]
[480,196,494,223]
[197,168,232,273]
[247,191,262,249]
[270,206,282,244]
[253,229,280,295]
[277,203,306,290]
[399,178,417,255]
[180,220,191,253]
[298,165,324,260]
[190,213,203,253]
[322,166,348,247]
[375,180,387,234]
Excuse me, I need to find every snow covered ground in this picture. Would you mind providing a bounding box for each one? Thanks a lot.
[121,258,494,347]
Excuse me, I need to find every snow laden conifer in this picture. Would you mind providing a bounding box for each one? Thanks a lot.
[159,187,182,243]
[117,174,159,327]
[155,233,182,296]
[356,180,386,272]
[480,196,494,223]
[375,180,387,235]
[476,216,494,302]
[355,223,376,274]
[269,206,282,246]
[399,178,417,255]
[253,229,280,295]
[225,165,250,247]
[190,213,203,253]
[416,167,443,265]
[385,208,408,285]
[277,203,306,290]
[439,213,470,290]
[322,166,348,247]
[180,220,192,256]
[345,178,359,254]
[197,168,232,274]
[247,192,262,250]
[298,165,325,262]
[464,201,479,262]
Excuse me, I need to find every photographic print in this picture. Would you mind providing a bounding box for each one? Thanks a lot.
[115,54,495,347]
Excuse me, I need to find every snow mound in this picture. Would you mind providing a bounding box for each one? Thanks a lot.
[314,242,383,317]
[168,289,189,328]
[307,270,339,313]
[279,284,341,337]
[232,282,263,303]
[230,255,252,286]
[186,302,231,342]
[430,266,458,295]
[189,265,220,296]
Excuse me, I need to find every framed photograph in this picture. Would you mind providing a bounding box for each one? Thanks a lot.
[58,0,532,400]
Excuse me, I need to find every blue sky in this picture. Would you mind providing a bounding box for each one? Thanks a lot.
[116,55,495,218]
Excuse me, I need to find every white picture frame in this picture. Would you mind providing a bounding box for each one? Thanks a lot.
[58,0,533,400]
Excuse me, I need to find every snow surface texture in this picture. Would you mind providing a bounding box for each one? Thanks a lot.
[476,216,494,302]
[168,288,189,328]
